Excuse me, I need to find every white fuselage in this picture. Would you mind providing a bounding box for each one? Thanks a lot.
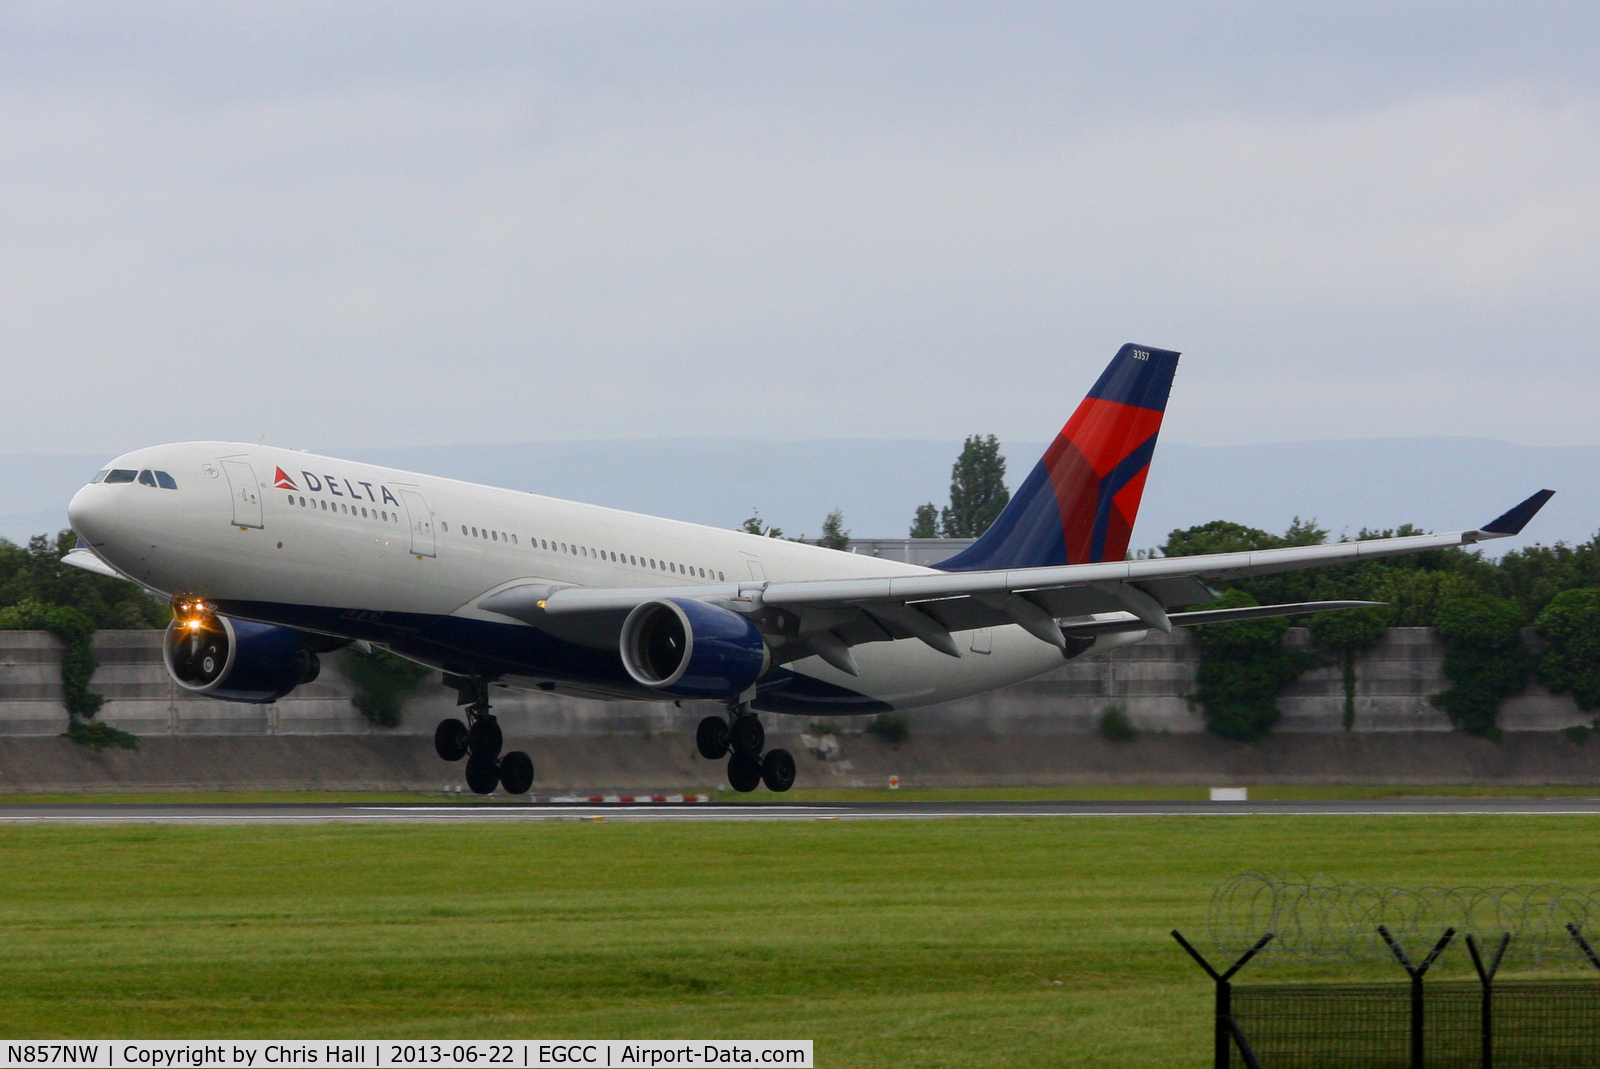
[69,442,1122,715]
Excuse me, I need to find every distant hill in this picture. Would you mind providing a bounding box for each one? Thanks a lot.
[3,436,1593,554]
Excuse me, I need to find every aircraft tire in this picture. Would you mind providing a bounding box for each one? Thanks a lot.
[729,715,764,758]
[696,715,730,760]
[434,718,469,762]
[727,752,763,793]
[761,748,796,793]
[468,716,503,761]
[464,754,501,796]
[498,751,534,795]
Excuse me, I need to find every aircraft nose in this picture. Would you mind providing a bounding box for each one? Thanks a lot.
[68,483,114,544]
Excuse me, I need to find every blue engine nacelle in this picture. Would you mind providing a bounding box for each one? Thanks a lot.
[619,598,769,701]
[162,614,320,704]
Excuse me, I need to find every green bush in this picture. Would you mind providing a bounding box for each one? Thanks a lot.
[1191,591,1317,742]
[1308,606,1389,730]
[337,648,433,727]
[866,711,911,744]
[64,718,139,753]
[1534,588,1600,711]
[1098,705,1136,742]
[1430,595,1533,740]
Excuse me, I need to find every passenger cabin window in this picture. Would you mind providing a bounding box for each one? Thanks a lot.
[104,469,137,484]
[155,471,177,489]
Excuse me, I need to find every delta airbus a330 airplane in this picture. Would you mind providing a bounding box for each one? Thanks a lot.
[65,345,1551,795]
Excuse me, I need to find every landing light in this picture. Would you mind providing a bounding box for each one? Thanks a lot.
[172,597,213,626]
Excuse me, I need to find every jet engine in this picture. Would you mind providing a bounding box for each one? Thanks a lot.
[619,598,768,701]
[162,612,321,704]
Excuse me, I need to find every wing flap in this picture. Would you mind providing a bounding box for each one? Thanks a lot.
[512,492,1550,656]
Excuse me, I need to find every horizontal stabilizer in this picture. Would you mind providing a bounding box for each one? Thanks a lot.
[1478,489,1556,537]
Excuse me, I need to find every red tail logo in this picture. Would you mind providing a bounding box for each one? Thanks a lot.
[273,467,298,490]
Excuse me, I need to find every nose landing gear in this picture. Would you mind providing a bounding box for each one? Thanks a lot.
[698,707,794,794]
[436,674,534,796]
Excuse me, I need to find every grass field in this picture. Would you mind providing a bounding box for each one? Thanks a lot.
[2,813,1598,1065]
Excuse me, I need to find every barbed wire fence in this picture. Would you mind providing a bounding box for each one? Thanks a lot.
[1208,871,1600,971]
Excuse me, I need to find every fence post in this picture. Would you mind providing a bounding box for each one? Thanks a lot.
[1172,929,1273,1069]
[1379,926,1455,1069]
[1466,933,1510,1069]
[1566,923,1600,972]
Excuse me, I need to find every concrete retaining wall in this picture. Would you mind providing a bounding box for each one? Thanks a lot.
[5,731,1600,794]
[1,628,1596,791]
[2,628,1591,740]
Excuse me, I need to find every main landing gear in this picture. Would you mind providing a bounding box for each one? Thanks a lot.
[697,707,795,794]
[435,675,535,796]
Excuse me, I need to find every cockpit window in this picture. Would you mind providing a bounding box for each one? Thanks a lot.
[103,469,137,484]
[90,469,109,484]
[155,471,177,489]
[137,470,157,487]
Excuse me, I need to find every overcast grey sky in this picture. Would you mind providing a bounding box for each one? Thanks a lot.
[3,2,1597,456]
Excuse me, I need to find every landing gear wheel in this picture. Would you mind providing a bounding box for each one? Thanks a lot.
[761,748,796,793]
[468,716,503,761]
[498,751,534,795]
[727,752,763,793]
[730,715,764,758]
[434,718,468,762]
[696,716,730,760]
[464,754,500,796]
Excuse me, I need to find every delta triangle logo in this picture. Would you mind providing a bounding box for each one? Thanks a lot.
[273,467,298,490]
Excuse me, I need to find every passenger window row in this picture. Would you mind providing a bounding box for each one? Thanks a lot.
[94,468,177,489]
[438,521,725,582]
[284,493,399,524]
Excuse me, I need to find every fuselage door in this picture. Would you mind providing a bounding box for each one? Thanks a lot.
[397,488,436,557]
[220,460,263,529]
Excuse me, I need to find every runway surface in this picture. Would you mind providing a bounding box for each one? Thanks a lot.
[3,798,1600,824]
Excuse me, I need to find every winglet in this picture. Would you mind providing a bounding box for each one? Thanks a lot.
[1478,489,1555,537]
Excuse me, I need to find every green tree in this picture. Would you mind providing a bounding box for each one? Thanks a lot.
[1158,517,1490,614]
[1308,606,1390,729]
[940,435,1010,538]
[1534,588,1600,711]
[740,512,784,539]
[909,503,940,539]
[1366,569,1480,627]
[1431,595,1533,740]
[1161,520,1282,558]
[1488,536,1600,619]
[817,509,850,551]
[0,531,166,629]
[1190,590,1317,741]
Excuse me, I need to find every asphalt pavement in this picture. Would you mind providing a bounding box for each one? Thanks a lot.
[3,797,1600,824]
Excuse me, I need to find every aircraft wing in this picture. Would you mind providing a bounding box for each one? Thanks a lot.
[482,490,1552,673]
